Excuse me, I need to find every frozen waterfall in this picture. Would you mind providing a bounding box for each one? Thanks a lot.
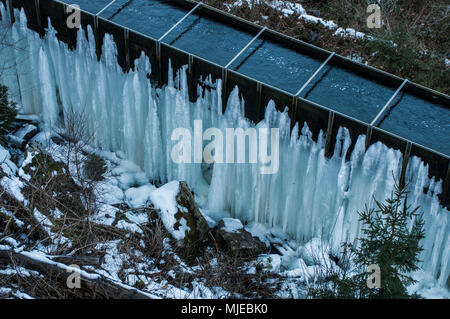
[0,5,448,290]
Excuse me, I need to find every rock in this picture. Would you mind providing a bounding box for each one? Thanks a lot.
[309,30,319,44]
[214,218,267,258]
[151,183,266,259]
[5,124,38,150]
[174,181,211,257]
[310,9,321,17]
[257,254,282,272]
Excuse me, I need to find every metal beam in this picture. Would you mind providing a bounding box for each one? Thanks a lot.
[188,54,196,102]
[158,2,202,42]
[324,111,335,158]
[295,52,335,97]
[399,141,412,190]
[124,28,130,70]
[96,0,118,16]
[256,81,262,121]
[221,68,228,114]
[365,125,373,150]
[443,162,450,207]
[156,41,162,86]
[35,0,42,32]
[371,79,408,126]
[224,27,267,69]
[290,97,298,131]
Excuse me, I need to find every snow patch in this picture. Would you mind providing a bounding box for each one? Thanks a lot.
[220,218,244,233]
[149,181,190,240]
[125,184,156,207]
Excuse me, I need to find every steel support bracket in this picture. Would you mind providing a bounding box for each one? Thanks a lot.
[295,52,335,97]
[371,79,408,127]
[224,27,266,69]
[96,0,118,17]
[158,2,202,42]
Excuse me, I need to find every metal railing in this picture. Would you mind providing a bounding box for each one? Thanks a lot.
[95,0,117,16]
[158,1,202,42]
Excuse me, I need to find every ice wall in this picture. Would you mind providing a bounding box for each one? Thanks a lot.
[0,6,448,289]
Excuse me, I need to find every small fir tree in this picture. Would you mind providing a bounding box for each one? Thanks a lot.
[309,182,425,299]
[348,182,425,298]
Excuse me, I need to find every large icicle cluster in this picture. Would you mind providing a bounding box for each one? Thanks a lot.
[0,5,448,289]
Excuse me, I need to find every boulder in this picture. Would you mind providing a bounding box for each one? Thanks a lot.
[214,218,267,258]
[5,123,39,150]
[150,181,211,258]
[175,181,211,256]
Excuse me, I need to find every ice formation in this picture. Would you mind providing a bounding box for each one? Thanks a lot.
[0,5,448,290]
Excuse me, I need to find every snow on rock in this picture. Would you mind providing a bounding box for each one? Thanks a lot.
[111,160,149,190]
[0,175,26,204]
[149,181,211,256]
[334,27,370,40]
[227,1,335,28]
[17,149,37,181]
[219,218,244,234]
[125,184,156,207]
[257,254,282,272]
[0,145,11,164]
[226,0,375,40]
[0,144,17,176]
[215,219,267,257]
[150,181,188,240]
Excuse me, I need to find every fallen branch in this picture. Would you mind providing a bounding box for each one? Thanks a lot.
[0,249,157,299]
[49,255,103,266]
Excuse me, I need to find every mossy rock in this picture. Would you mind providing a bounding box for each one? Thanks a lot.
[214,218,267,258]
[174,182,211,259]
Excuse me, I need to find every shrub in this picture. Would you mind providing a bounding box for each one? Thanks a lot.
[83,153,107,181]
[0,84,17,142]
